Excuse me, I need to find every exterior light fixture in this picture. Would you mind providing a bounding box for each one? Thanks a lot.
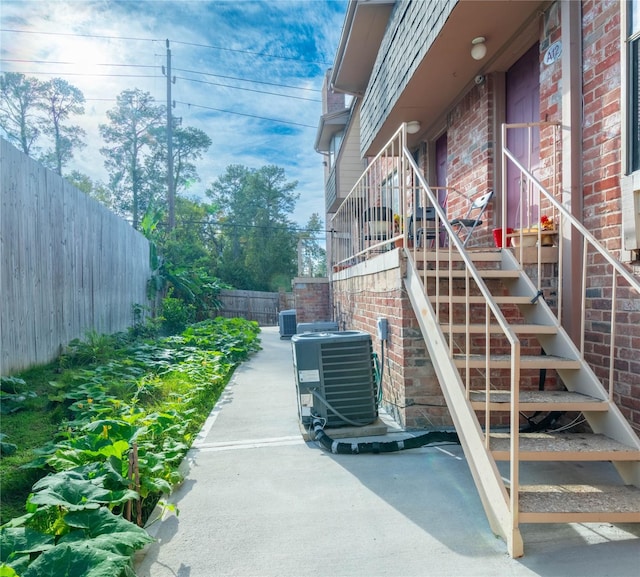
[471,36,487,60]
[406,120,421,134]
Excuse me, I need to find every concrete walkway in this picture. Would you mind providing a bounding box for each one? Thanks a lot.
[136,326,639,577]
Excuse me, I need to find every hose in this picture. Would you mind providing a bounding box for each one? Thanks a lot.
[309,389,375,427]
[311,416,459,454]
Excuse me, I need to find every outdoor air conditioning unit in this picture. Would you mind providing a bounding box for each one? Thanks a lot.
[296,321,339,334]
[279,309,297,339]
[291,331,377,427]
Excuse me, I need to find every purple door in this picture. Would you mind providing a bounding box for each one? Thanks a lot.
[506,44,540,228]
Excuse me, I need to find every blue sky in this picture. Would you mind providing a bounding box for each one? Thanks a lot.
[0,0,348,227]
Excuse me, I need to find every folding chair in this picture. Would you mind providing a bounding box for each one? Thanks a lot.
[449,190,493,247]
[408,206,437,248]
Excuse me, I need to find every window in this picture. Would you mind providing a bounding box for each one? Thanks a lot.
[628,0,640,173]
[381,170,400,215]
[329,131,343,171]
[622,1,640,255]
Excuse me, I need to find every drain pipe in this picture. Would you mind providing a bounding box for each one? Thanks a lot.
[311,417,459,455]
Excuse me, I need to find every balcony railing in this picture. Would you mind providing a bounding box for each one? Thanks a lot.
[330,126,407,270]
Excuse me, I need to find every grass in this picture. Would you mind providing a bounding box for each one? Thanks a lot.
[1,364,63,523]
[0,318,261,527]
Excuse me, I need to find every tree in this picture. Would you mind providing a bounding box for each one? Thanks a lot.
[99,89,164,229]
[207,165,300,291]
[39,78,86,175]
[161,196,217,271]
[171,126,212,195]
[66,170,118,212]
[298,213,327,277]
[0,72,44,155]
[145,124,212,221]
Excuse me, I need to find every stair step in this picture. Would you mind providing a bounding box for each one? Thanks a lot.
[411,249,502,262]
[421,269,521,279]
[489,432,640,461]
[431,295,535,305]
[517,484,640,523]
[443,323,558,335]
[469,389,608,411]
[453,353,581,370]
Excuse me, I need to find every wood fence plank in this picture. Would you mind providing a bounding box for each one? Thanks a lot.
[0,139,151,376]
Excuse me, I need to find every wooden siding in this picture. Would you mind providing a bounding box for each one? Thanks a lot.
[0,140,151,376]
[360,0,456,153]
[338,106,365,198]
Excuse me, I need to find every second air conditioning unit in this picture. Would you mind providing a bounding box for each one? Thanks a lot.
[291,330,377,427]
[279,309,297,339]
[296,321,339,333]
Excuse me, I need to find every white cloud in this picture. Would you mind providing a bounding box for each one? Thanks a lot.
[0,0,347,231]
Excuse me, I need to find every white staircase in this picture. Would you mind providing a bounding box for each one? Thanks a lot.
[404,245,640,557]
[329,123,640,557]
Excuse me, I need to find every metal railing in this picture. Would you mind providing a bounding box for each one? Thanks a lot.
[330,120,640,549]
[330,126,406,270]
[501,122,640,402]
[331,122,522,523]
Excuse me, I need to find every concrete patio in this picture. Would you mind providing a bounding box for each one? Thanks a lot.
[135,326,639,577]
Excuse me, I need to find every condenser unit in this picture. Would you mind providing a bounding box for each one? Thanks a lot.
[296,321,339,334]
[279,309,297,339]
[291,331,377,427]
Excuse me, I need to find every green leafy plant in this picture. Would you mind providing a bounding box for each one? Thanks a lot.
[0,435,17,457]
[160,290,196,335]
[1,317,261,576]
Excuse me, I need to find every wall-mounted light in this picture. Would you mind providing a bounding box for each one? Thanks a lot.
[471,36,487,61]
[406,120,421,134]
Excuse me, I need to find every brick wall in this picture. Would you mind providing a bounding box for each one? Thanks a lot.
[335,0,639,433]
[292,277,331,324]
[581,0,639,430]
[582,0,623,252]
[332,260,451,428]
[539,2,563,212]
[445,80,496,247]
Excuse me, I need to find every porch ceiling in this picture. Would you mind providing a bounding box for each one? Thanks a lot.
[363,0,546,155]
[330,0,394,96]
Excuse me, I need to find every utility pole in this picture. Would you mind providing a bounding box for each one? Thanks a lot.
[165,39,175,230]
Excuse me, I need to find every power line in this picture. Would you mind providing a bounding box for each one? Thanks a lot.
[0,29,329,66]
[0,28,158,43]
[174,101,316,129]
[1,70,317,127]
[0,58,157,69]
[170,39,328,66]
[172,67,319,93]
[1,59,321,94]
[165,219,329,238]
[175,76,320,102]
[2,70,159,79]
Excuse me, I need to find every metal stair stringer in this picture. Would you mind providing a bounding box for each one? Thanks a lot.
[498,249,640,487]
[403,255,524,558]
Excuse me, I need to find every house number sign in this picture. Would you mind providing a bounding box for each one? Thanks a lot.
[544,40,562,66]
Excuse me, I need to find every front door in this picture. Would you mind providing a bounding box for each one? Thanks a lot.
[506,44,540,228]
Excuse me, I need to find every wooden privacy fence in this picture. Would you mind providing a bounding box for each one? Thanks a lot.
[0,139,151,376]
[217,289,294,325]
